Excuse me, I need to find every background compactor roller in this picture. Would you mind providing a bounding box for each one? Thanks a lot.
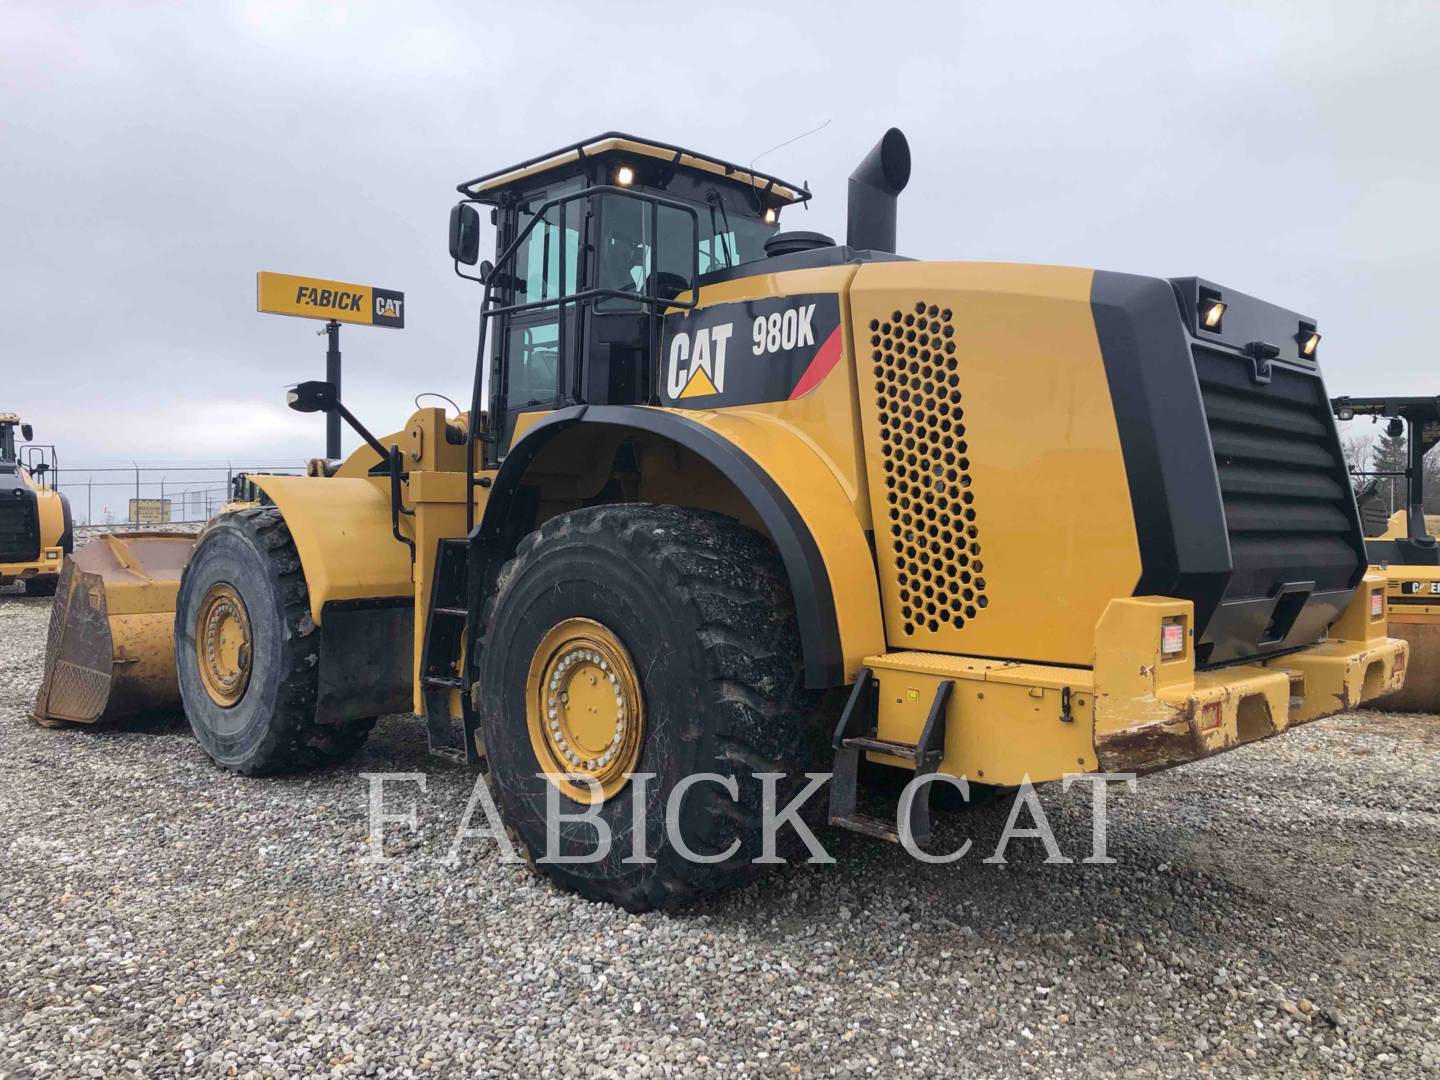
[0,413,72,596]
[36,130,1406,910]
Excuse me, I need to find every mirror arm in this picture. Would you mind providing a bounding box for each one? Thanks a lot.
[331,400,390,464]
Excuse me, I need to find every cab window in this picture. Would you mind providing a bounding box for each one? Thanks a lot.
[696,213,774,274]
[514,194,581,301]
[595,195,694,311]
[501,182,582,412]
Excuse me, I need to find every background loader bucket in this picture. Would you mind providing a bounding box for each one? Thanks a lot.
[31,533,195,726]
[1369,622,1440,713]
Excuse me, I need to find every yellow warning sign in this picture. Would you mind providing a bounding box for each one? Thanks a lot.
[128,498,171,524]
[256,272,405,328]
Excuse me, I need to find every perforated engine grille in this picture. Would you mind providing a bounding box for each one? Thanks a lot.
[870,302,986,636]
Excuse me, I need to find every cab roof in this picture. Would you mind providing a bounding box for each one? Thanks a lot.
[458,132,811,207]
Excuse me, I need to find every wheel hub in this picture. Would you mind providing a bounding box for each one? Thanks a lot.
[526,618,644,803]
[196,583,252,707]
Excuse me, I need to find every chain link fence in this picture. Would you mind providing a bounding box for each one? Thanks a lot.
[39,464,304,526]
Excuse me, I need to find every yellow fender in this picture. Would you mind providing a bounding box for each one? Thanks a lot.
[249,474,411,625]
[675,407,886,682]
[483,404,885,686]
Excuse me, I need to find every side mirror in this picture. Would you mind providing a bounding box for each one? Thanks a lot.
[286,380,337,414]
[20,423,33,441]
[449,203,481,266]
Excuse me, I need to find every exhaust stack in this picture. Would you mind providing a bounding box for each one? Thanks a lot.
[847,128,911,253]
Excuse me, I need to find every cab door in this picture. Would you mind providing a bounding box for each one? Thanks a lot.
[494,179,585,452]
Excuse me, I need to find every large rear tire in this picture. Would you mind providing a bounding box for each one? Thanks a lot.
[477,504,822,912]
[175,508,374,774]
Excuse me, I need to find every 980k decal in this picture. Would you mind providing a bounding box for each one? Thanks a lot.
[661,294,843,407]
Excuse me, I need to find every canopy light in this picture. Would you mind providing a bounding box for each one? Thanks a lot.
[764,207,778,224]
[1200,299,1226,330]
[615,165,635,187]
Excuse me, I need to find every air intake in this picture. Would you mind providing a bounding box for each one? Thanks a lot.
[847,128,911,254]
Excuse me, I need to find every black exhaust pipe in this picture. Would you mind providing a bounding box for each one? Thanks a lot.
[847,128,911,253]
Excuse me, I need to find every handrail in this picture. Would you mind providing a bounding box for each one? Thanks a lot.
[388,444,417,562]
[462,185,702,533]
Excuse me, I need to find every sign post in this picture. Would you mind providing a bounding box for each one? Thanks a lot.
[256,271,405,460]
[324,320,342,458]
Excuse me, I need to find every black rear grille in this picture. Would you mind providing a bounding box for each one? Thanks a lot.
[1194,346,1362,603]
[0,495,40,563]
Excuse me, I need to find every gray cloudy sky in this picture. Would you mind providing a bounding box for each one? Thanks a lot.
[3,1,1438,466]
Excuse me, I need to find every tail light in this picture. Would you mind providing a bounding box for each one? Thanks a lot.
[1161,617,1187,658]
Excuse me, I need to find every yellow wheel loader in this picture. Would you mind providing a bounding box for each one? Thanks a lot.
[1332,395,1440,711]
[35,130,1407,910]
[0,414,72,597]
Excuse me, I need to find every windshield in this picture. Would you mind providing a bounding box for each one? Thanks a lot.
[698,206,774,274]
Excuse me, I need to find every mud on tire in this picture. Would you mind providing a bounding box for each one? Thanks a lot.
[477,504,824,912]
[175,507,374,775]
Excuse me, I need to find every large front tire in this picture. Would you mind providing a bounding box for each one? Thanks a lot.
[477,505,822,912]
[175,508,374,774]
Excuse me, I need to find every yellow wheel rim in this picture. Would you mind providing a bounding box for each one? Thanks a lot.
[196,583,253,707]
[525,618,644,804]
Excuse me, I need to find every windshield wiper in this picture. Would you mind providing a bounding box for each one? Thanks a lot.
[705,190,735,268]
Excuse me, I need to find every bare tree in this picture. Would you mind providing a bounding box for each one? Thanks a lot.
[1342,431,1373,490]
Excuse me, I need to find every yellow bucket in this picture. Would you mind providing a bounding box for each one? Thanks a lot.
[31,532,196,725]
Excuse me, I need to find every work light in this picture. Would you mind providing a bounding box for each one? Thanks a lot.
[1200,299,1226,330]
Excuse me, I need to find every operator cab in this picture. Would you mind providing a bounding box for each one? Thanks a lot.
[1332,395,1440,565]
[449,134,808,452]
[0,414,35,471]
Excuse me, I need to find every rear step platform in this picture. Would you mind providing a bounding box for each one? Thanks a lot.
[828,667,954,846]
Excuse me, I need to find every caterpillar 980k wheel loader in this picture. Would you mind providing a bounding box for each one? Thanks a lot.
[35,129,1407,910]
[0,414,72,597]
[1332,394,1440,711]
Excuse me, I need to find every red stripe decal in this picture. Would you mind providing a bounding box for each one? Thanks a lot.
[787,326,843,400]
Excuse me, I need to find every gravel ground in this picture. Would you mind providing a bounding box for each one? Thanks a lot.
[2,592,1437,1078]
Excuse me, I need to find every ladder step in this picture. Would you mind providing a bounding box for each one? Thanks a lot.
[432,606,467,617]
[829,813,901,844]
[842,735,919,762]
[422,675,463,689]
